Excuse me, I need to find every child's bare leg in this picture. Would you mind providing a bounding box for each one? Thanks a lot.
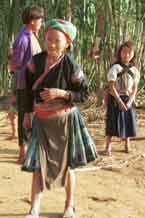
[17,145,26,164]
[17,110,27,164]
[124,137,130,153]
[63,169,76,217]
[105,135,112,155]
[11,114,16,138]
[26,172,43,218]
[7,112,17,139]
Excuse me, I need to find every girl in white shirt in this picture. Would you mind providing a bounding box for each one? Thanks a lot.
[105,41,140,155]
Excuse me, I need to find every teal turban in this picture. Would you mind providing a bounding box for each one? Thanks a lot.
[45,19,77,42]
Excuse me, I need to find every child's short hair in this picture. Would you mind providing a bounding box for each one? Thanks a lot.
[22,6,44,25]
[115,40,137,66]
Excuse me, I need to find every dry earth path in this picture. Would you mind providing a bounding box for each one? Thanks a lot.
[0,105,145,218]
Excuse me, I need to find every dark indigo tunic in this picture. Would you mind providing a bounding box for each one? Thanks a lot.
[22,52,98,189]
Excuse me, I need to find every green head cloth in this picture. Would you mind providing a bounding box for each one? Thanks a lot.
[45,19,77,42]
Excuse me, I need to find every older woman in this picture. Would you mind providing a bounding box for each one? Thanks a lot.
[22,19,98,218]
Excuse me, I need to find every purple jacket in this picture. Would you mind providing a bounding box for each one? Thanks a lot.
[11,26,33,89]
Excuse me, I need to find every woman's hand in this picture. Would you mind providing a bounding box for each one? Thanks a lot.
[40,88,67,102]
[23,113,32,130]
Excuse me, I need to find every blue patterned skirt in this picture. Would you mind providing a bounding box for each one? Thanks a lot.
[22,106,98,188]
[106,95,136,138]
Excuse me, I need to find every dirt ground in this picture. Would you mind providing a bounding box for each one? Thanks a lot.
[0,103,145,218]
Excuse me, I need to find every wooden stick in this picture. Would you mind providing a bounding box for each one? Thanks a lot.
[130,137,145,141]
[75,166,102,172]
[75,162,128,172]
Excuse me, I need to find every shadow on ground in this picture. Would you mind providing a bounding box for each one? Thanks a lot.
[0,212,62,218]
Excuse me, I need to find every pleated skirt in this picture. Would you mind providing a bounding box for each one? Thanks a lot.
[106,95,136,138]
[22,106,98,189]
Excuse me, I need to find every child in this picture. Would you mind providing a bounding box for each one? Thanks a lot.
[9,6,44,163]
[22,19,98,218]
[105,41,140,156]
[7,94,17,139]
[7,55,17,140]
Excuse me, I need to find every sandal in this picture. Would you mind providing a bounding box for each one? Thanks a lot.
[63,206,75,218]
[25,212,39,218]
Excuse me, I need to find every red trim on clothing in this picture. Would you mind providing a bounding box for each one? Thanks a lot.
[34,105,72,119]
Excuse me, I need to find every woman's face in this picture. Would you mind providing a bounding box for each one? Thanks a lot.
[45,28,69,57]
[120,46,134,64]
